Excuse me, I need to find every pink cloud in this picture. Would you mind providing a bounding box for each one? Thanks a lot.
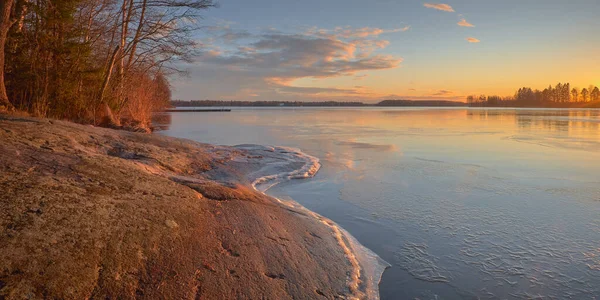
[466,37,480,43]
[184,25,405,101]
[423,3,455,12]
[307,26,410,39]
[458,18,475,27]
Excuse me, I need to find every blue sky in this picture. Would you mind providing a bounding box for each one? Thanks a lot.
[172,0,600,102]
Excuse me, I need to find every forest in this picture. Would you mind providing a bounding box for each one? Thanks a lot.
[0,0,215,131]
[467,83,600,108]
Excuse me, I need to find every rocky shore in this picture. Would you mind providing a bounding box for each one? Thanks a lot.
[0,114,358,299]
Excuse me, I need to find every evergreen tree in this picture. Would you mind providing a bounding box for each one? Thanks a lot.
[591,86,600,102]
[563,83,570,102]
[571,88,579,102]
[581,88,589,102]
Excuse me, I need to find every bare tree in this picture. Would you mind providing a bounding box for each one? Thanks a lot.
[0,0,15,108]
[104,0,216,117]
[3,0,213,126]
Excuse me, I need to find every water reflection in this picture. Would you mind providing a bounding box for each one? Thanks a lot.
[159,108,600,141]
[151,112,171,131]
[467,109,600,133]
[159,107,600,299]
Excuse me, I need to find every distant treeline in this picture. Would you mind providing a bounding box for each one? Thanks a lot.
[171,100,369,107]
[467,83,600,108]
[171,100,467,107]
[377,100,466,107]
[0,0,216,130]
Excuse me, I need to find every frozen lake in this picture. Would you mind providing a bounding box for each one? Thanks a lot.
[159,107,600,299]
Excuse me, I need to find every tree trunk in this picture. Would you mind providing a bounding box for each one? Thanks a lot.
[15,0,27,33]
[97,46,120,126]
[126,0,147,70]
[0,0,15,109]
[117,0,133,110]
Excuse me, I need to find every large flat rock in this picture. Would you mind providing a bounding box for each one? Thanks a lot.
[0,115,353,299]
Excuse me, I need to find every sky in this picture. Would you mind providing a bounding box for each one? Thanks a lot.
[172,0,600,102]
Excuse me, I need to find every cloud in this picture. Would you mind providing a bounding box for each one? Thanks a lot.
[204,25,252,42]
[423,3,455,12]
[433,89,454,96]
[354,74,369,80]
[174,25,404,101]
[380,93,464,101]
[457,18,474,27]
[273,85,365,96]
[466,37,480,43]
[306,26,410,39]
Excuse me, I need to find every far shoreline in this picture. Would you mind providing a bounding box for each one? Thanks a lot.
[169,99,600,109]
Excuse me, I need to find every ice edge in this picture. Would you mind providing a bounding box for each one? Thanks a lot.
[237,144,390,300]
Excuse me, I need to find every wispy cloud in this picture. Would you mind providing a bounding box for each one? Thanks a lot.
[176,25,404,101]
[423,3,455,12]
[457,18,474,27]
[380,93,464,101]
[433,89,454,96]
[354,74,369,80]
[466,37,480,43]
[306,26,410,39]
[204,24,252,42]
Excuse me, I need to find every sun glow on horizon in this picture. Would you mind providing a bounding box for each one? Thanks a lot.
[170,1,600,103]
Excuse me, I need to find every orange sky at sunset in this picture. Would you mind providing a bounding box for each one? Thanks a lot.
[173,1,600,102]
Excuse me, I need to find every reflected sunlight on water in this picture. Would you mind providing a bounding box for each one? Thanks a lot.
[159,107,600,299]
